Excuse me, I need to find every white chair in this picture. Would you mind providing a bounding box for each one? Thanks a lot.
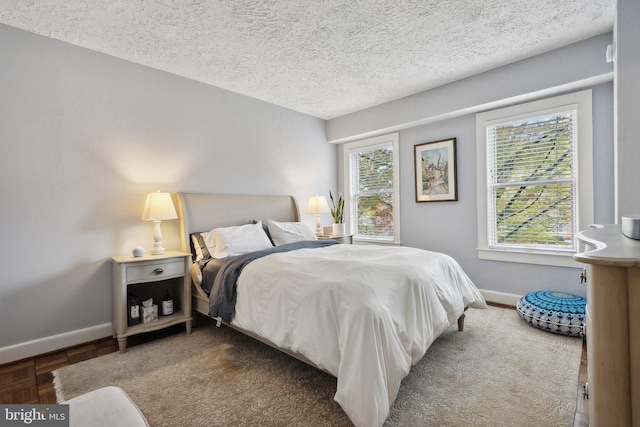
[64,386,149,427]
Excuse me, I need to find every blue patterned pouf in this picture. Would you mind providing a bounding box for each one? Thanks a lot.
[516,291,586,337]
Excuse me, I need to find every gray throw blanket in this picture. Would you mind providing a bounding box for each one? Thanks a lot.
[209,239,340,322]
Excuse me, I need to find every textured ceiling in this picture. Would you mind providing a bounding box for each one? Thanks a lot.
[0,0,614,119]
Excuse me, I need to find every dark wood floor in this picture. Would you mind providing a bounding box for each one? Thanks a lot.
[0,321,195,405]
[0,311,588,426]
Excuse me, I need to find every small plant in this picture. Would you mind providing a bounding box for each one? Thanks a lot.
[329,190,344,224]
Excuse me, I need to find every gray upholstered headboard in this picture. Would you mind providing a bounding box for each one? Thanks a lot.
[173,193,300,254]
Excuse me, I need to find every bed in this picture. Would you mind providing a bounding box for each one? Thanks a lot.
[173,192,487,427]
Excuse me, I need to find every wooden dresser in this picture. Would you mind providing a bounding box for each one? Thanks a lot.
[575,225,640,427]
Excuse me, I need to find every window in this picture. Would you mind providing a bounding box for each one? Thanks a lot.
[476,90,593,267]
[343,133,400,243]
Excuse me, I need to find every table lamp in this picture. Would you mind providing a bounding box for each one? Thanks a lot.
[141,191,178,255]
[307,195,330,236]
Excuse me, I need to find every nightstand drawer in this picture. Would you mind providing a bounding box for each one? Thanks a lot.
[126,260,185,283]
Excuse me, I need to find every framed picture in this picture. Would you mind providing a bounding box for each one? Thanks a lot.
[414,138,458,202]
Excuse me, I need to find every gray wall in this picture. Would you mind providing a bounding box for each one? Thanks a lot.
[615,0,640,217]
[398,84,613,297]
[327,33,614,144]
[330,34,615,298]
[0,24,335,354]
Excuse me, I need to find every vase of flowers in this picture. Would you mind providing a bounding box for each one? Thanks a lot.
[329,191,346,236]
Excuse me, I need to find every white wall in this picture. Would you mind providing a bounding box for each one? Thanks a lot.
[0,24,335,362]
[330,34,615,299]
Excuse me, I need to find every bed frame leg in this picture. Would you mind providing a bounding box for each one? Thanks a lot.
[457,313,465,332]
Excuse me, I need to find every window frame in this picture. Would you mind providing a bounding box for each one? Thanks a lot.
[475,90,593,267]
[343,133,401,244]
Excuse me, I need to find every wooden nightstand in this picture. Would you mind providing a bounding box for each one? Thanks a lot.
[319,235,353,244]
[111,251,192,353]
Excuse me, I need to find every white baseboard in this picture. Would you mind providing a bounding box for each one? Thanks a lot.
[0,323,112,365]
[1,290,520,365]
[479,289,521,307]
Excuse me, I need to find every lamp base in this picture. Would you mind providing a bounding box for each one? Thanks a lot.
[315,213,323,237]
[151,220,166,255]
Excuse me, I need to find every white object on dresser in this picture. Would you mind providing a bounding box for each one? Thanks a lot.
[132,247,145,257]
[111,251,192,353]
[574,224,640,427]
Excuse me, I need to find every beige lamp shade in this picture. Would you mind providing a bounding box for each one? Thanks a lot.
[141,191,178,221]
[307,195,330,214]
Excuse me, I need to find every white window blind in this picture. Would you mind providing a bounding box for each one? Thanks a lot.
[486,107,578,253]
[343,133,399,243]
[348,143,394,240]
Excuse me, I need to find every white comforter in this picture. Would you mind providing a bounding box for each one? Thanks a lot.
[231,244,486,427]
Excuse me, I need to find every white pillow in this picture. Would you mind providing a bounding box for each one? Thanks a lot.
[267,219,317,246]
[204,222,273,259]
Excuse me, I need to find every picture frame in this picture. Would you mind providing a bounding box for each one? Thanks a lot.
[414,137,458,202]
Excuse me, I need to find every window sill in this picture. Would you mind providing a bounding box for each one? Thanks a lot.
[353,238,400,246]
[477,248,582,268]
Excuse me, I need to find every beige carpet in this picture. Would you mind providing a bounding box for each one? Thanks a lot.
[54,306,582,426]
